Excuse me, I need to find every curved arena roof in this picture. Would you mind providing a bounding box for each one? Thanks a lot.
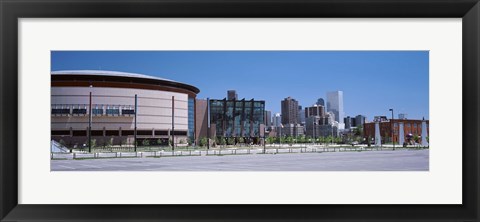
[51,70,200,94]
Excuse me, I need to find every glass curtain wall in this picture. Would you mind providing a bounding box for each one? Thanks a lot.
[209,99,265,143]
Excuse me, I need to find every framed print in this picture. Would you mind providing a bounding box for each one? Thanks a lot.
[1,0,479,221]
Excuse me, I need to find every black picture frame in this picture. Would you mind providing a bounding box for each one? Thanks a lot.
[1,0,479,221]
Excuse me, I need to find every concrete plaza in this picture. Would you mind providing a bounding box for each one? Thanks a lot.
[51,149,429,171]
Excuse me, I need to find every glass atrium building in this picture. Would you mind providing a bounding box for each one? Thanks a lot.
[209,98,265,143]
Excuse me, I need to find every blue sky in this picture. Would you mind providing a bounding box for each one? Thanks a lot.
[51,51,429,121]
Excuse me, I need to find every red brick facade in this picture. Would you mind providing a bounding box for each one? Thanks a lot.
[363,119,429,143]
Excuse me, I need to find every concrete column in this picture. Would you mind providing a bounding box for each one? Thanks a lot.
[375,121,382,147]
[421,120,429,147]
[399,122,405,145]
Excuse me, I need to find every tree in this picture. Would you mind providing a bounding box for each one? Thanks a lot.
[227,137,235,145]
[320,136,327,144]
[157,138,163,146]
[280,136,287,144]
[120,138,127,147]
[354,126,363,136]
[217,136,226,145]
[199,137,208,147]
[266,136,275,144]
[335,137,342,144]
[355,136,363,143]
[298,135,306,143]
[305,135,312,143]
[58,139,66,147]
[85,139,96,148]
[413,134,420,143]
[286,136,293,145]
[326,136,333,144]
[142,139,150,146]
[238,137,245,144]
[106,137,114,148]
[384,132,390,144]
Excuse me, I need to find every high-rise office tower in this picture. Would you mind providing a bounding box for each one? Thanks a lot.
[297,105,305,125]
[272,113,282,127]
[264,110,272,127]
[227,90,238,100]
[344,116,352,129]
[316,98,325,106]
[355,115,366,126]
[305,105,325,118]
[326,91,344,124]
[281,97,299,125]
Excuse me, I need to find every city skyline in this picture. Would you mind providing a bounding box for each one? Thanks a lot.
[51,51,429,121]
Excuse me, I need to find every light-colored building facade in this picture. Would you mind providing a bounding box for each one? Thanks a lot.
[326,91,344,125]
[272,113,281,127]
[51,70,200,147]
[281,123,304,137]
[297,105,305,125]
[398,113,408,119]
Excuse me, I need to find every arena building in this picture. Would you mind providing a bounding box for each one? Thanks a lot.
[51,70,200,148]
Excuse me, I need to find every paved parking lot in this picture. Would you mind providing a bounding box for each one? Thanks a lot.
[51,149,429,171]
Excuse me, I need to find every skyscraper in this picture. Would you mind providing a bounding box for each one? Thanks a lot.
[297,105,305,125]
[227,90,238,100]
[344,116,352,129]
[264,110,272,127]
[326,91,344,124]
[281,97,298,125]
[272,113,281,127]
[355,115,366,126]
[316,98,325,106]
[305,105,325,118]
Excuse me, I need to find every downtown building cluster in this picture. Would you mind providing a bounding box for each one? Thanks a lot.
[51,70,429,149]
[266,91,364,140]
[265,91,428,146]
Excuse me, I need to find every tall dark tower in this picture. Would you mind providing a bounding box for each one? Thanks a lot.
[227,90,238,100]
[316,98,325,106]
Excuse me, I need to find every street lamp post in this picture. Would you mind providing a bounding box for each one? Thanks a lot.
[263,118,266,154]
[331,126,334,146]
[389,108,395,150]
[172,96,175,153]
[279,124,283,148]
[134,94,137,152]
[207,97,210,150]
[88,91,92,153]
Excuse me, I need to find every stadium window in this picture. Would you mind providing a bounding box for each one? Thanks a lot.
[92,105,103,115]
[72,105,87,115]
[106,105,120,116]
